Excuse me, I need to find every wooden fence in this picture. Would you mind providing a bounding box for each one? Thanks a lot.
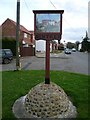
[20,47,35,57]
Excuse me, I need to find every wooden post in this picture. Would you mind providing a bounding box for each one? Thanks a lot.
[45,39,50,84]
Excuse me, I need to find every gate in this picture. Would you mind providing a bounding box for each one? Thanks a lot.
[20,47,35,57]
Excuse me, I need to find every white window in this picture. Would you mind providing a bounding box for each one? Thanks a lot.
[24,33,27,38]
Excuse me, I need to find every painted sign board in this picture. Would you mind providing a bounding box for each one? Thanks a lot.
[33,10,64,41]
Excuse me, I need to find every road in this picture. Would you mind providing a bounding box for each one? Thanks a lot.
[50,52,88,75]
[1,52,88,75]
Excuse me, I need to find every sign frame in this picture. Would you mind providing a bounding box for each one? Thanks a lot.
[33,10,64,41]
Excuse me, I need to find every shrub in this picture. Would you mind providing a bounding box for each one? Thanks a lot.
[79,49,84,52]
[1,38,16,56]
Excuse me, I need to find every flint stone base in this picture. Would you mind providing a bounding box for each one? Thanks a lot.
[13,82,77,118]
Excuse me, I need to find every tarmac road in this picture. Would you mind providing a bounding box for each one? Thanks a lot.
[50,52,88,75]
[1,51,88,75]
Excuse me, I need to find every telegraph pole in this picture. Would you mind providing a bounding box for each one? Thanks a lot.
[16,0,21,70]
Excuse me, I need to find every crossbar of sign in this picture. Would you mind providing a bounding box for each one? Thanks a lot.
[35,33,61,40]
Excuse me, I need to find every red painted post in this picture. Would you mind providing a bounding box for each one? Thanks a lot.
[33,10,64,84]
[45,39,50,84]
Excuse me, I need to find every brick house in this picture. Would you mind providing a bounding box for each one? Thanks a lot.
[1,18,35,56]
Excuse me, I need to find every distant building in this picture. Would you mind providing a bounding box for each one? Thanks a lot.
[78,43,82,51]
[36,40,58,53]
[36,40,46,52]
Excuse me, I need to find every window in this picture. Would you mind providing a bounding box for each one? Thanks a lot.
[24,33,27,38]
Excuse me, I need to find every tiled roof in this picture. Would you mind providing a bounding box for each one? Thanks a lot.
[4,18,31,34]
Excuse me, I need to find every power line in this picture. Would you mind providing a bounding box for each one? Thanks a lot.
[48,0,81,34]
[23,0,83,37]
[63,18,78,33]
[49,0,57,9]
[23,0,32,13]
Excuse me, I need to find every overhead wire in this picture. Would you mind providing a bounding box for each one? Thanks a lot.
[23,0,32,13]
[22,0,81,35]
[48,0,81,34]
[49,0,57,9]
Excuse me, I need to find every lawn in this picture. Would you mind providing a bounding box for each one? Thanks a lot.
[2,70,89,119]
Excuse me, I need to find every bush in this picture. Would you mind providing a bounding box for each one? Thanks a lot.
[79,49,84,52]
[1,38,16,56]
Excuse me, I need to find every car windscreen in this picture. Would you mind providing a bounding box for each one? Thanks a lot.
[4,50,12,54]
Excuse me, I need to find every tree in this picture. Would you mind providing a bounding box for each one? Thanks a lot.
[66,42,75,49]
[51,40,57,52]
[81,31,90,52]
[58,43,64,50]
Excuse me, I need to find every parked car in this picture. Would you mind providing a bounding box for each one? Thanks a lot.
[0,49,13,64]
[64,48,71,54]
[72,48,76,52]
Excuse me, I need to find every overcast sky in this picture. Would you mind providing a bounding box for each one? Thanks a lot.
[0,0,89,43]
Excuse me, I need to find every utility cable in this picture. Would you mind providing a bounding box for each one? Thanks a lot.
[23,0,32,13]
[49,0,57,9]
[48,0,81,34]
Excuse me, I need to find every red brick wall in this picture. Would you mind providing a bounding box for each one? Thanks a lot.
[2,19,35,56]
[22,32,33,45]
[2,19,34,46]
[20,31,24,42]
[2,20,16,38]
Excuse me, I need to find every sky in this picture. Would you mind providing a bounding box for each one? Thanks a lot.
[0,0,89,43]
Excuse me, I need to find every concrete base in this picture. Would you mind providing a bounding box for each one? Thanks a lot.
[13,82,77,119]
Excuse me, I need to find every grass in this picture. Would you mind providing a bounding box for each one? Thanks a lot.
[50,50,63,54]
[0,72,2,120]
[2,70,89,119]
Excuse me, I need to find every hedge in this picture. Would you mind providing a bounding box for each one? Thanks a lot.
[1,38,16,56]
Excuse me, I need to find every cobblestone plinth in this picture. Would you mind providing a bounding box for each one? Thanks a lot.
[13,82,77,118]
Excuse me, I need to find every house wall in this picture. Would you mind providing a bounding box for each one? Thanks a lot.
[2,19,35,56]
[21,32,33,46]
[29,31,35,45]
[2,19,33,46]
[26,33,32,45]
[2,19,32,43]
[20,31,24,42]
[2,20,16,38]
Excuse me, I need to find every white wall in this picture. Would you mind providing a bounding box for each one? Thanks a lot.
[36,40,46,52]
[78,43,82,51]
[36,40,52,52]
